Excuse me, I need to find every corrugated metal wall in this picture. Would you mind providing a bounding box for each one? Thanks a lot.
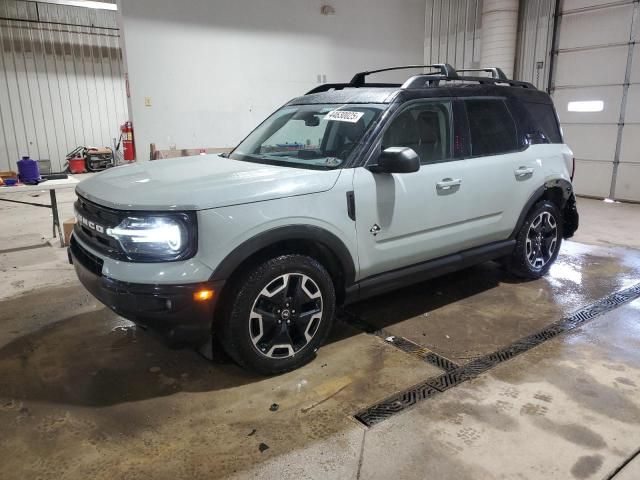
[514,0,555,90]
[0,0,127,172]
[424,0,483,69]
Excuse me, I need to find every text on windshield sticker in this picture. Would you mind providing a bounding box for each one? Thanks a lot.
[324,110,364,123]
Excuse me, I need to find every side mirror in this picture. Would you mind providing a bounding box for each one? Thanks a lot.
[369,147,420,174]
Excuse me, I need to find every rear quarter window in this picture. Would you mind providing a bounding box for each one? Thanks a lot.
[523,102,563,144]
[464,99,518,156]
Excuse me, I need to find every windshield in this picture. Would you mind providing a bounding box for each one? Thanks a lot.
[230,103,385,169]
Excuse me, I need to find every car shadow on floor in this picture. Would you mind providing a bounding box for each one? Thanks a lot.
[342,260,521,331]
[0,262,522,408]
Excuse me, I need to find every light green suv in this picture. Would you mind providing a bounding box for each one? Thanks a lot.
[69,64,579,374]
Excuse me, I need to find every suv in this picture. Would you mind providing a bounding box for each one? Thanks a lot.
[69,64,578,374]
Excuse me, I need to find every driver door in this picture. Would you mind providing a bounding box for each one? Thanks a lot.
[353,100,474,280]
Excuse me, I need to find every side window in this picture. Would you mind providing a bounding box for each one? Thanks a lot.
[524,102,562,144]
[381,101,452,164]
[465,99,518,156]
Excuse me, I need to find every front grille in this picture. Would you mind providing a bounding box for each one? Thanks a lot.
[70,235,104,276]
[74,195,127,259]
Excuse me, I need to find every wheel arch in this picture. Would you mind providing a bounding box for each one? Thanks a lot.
[510,178,576,239]
[210,225,356,305]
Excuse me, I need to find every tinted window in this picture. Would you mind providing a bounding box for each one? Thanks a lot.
[382,101,452,164]
[524,102,562,144]
[465,99,518,156]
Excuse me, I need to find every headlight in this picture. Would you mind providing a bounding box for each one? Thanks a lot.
[106,213,197,262]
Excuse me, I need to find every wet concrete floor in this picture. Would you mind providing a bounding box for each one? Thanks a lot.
[348,241,640,364]
[0,239,639,479]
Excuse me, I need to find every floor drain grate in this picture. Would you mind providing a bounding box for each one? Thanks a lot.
[354,282,640,427]
[338,310,459,372]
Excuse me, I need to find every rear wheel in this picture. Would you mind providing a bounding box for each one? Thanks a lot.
[505,200,562,279]
[219,254,336,375]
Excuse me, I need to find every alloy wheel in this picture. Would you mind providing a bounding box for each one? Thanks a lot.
[525,211,558,269]
[249,273,323,359]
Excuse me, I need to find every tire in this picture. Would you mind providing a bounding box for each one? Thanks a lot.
[218,254,336,375]
[505,200,563,279]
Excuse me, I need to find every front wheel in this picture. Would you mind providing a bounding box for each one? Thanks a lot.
[505,200,563,279]
[219,254,336,375]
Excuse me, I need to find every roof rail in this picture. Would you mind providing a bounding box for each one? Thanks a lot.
[304,64,535,95]
[306,82,399,95]
[349,64,458,86]
[401,74,535,89]
[456,67,508,80]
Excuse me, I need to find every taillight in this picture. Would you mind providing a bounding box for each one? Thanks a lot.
[571,157,575,181]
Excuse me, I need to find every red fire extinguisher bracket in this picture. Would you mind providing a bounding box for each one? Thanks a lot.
[121,121,136,162]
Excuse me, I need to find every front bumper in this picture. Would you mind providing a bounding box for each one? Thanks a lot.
[69,236,223,347]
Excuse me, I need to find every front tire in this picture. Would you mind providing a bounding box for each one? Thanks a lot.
[505,200,562,279]
[219,254,336,375]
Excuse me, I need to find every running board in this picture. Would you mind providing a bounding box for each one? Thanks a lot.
[345,240,515,304]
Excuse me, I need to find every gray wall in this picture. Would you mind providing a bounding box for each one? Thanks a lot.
[0,0,127,172]
[118,0,426,162]
[515,0,555,90]
[423,0,483,69]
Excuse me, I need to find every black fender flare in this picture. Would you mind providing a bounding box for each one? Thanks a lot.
[510,178,574,239]
[209,225,356,285]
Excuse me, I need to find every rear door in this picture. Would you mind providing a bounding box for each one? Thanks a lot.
[457,98,544,243]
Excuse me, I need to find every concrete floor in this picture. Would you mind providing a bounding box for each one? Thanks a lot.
[1,189,639,479]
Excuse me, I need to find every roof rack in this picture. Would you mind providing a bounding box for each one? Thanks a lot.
[305,63,535,95]
[349,64,459,86]
[456,67,508,80]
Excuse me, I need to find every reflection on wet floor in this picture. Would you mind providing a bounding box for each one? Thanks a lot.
[347,241,640,364]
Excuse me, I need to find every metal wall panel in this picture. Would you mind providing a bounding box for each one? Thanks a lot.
[624,84,640,123]
[557,3,633,49]
[549,0,639,200]
[424,0,482,69]
[572,159,614,198]
[555,46,628,86]
[514,0,554,89]
[620,125,640,164]
[554,85,623,124]
[562,0,626,9]
[0,0,127,172]
[631,44,640,82]
[561,124,618,160]
[614,163,640,201]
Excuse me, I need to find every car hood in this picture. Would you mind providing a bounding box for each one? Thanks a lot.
[75,155,342,211]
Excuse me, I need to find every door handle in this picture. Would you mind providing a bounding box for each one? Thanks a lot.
[436,178,462,191]
[514,166,534,178]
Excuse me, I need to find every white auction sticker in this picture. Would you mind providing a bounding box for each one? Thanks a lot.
[324,110,364,123]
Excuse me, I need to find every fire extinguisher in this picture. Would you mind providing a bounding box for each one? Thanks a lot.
[120,121,136,162]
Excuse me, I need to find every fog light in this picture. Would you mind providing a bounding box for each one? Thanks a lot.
[193,289,214,302]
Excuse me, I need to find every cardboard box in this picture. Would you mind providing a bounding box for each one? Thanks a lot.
[63,217,76,246]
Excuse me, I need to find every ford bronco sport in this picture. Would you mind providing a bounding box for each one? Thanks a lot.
[69,64,579,374]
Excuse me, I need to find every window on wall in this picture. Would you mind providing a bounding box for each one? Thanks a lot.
[381,101,452,164]
[465,99,518,156]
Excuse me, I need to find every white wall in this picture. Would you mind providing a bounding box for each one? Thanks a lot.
[118,0,426,161]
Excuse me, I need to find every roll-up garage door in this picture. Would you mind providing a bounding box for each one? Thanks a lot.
[550,0,639,201]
